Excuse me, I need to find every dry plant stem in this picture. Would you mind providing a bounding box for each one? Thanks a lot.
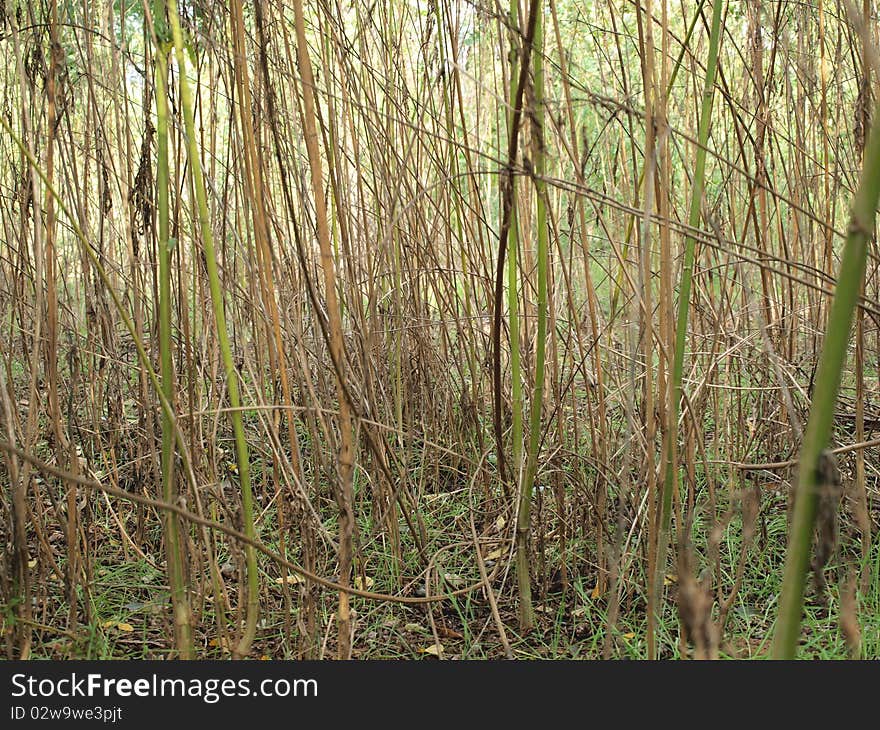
[0,64,216,639]
[773,88,880,659]
[635,0,658,660]
[547,0,607,594]
[469,505,513,659]
[290,0,356,660]
[0,356,29,658]
[227,0,305,648]
[4,0,879,663]
[0,119,198,486]
[656,0,724,657]
[165,0,259,658]
[45,0,79,632]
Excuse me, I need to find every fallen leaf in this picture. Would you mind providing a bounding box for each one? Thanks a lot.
[484,547,503,561]
[622,632,635,640]
[27,559,37,569]
[275,575,305,585]
[495,515,506,532]
[354,576,374,590]
[115,623,134,633]
[404,623,427,633]
[420,643,443,657]
[102,620,117,629]
[443,573,465,588]
[664,574,678,586]
[590,584,601,599]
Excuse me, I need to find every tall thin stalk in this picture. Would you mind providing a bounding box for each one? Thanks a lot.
[493,0,539,495]
[773,89,880,660]
[506,0,524,491]
[517,0,547,632]
[290,0,357,660]
[152,0,193,659]
[656,0,724,648]
[166,0,260,658]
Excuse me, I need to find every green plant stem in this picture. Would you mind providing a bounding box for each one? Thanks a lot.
[517,0,547,632]
[773,90,880,659]
[492,0,540,494]
[507,0,523,486]
[153,3,192,659]
[166,0,259,658]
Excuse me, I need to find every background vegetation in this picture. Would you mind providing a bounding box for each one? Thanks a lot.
[1,0,879,659]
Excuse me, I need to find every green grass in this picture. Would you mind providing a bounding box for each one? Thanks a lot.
[5,434,876,660]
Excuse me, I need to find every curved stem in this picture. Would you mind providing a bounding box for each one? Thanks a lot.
[773,88,880,658]
[166,0,260,658]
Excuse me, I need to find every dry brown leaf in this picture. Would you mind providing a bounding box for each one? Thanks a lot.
[484,547,503,561]
[420,643,443,657]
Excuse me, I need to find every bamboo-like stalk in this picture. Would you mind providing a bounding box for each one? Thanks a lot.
[165,0,260,658]
[45,0,81,633]
[656,0,724,652]
[152,1,193,659]
[773,89,880,660]
[506,0,524,491]
[517,0,547,632]
[228,0,306,651]
[635,0,659,659]
[290,0,357,660]
[853,0,873,597]
[493,0,538,495]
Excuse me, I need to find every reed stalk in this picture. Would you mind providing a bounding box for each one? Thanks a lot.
[166,0,260,658]
[773,87,880,660]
